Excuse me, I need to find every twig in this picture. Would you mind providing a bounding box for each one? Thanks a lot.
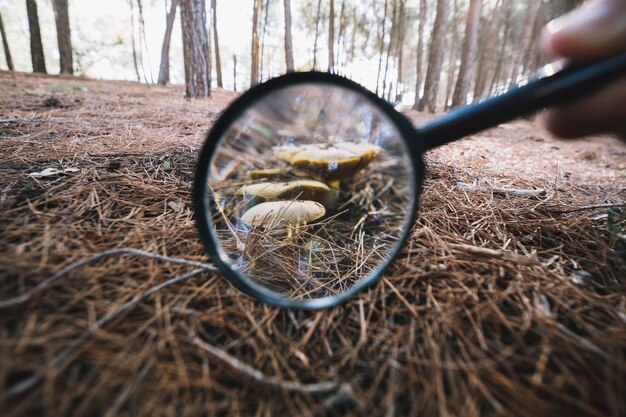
[0,268,207,401]
[190,336,340,394]
[550,203,624,214]
[0,248,217,309]
[456,182,546,198]
[0,118,67,124]
[449,243,539,266]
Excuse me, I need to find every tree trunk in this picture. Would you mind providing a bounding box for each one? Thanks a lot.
[520,0,545,76]
[233,53,237,91]
[312,0,322,69]
[336,0,346,69]
[26,0,47,74]
[489,0,512,94]
[419,0,449,112]
[472,0,500,100]
[444,0,460,109]
[136,0,153,83]
[259,0,269,81]
[328,0,335,72]
[0,12,13,70]
[382,0,398,99]
[375,0,388,95]
[412,0,426,110]
[283,0,294,72]
[181,0,210,98]
[207,5,212,88]
[394,0,407,102]
[508,0,541,87]
[157,0,179,85]
[129,0,141,82]
[348,6,358,68]
[451,0,482,107]
[52,0,73,74]
[250,0,261,86]
[212,0,223,87]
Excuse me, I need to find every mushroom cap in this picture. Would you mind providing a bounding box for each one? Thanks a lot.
[240,200,326,228]
[248,168,290,180]
[273,144,317,163]
[273,143,380,180]
[236,180,330,201]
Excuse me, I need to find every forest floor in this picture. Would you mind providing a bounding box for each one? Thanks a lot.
[1,71,625,417]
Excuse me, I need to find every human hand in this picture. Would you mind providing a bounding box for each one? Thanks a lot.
[540,0,626,140]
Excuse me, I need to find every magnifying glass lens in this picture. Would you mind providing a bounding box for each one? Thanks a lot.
[203,83,416,304]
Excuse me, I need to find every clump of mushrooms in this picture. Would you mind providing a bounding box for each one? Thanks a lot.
[273,142,379,180]
[233,141,380,247]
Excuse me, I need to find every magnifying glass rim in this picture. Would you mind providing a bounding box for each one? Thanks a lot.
[193,71,424,309]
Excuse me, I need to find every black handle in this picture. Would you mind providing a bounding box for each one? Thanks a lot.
[418,52,626,151]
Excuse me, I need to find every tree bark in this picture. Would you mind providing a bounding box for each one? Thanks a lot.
[207,4,212,88]
[444,0,460,109]
[375,0,388,95]
[451,0,482,107]
[489,0,512,94]
[52,0,73,74]
[412,0,426,110]
[508,0,541,87]
[157,0,179,85]
[211,0,223,87]
[258,0,269,81]
[129,0,141,82]
[336,0,346,69]
[312,0,322,69]
[394,0,407,102]
[520,0,545,76]
[136,0,154,83]
[26,0,47,74]
[382,0,398,99]
[233,53,237,91]
[283,0,294,72]
[328,0,335,72]
[419,0,449,112]
[250,0,261,86]
[181,0,210,97]
[348,6,358,68]
[0,12,12,70]
[473,0,500,100]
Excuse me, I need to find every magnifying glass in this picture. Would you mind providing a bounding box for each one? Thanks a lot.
[193,53,626,309]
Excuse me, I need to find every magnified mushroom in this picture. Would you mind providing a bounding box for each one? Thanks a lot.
[237,180,330,203]
[273,143,380,181]
[241,200,326,237]
[273,144,317,164]
[248,168,290,180]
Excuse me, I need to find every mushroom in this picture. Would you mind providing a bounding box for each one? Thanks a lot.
[248,167,290,180]
[272,142,380,181]
[236,180,330,203]
[273,144,317,164]
[241,200,326,237]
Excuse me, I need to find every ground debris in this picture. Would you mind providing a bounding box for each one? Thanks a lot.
[1,72,625,417]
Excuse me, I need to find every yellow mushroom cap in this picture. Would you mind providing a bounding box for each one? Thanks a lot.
[273,142,380,180]
[240,200,326,228]
[236,180,330,201]
[248,168,289,180]
[273,144,317,163]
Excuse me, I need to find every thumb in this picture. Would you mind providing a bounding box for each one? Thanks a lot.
[540,0,626,62]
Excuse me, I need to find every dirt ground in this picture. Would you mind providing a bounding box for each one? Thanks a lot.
[1,71,625,416]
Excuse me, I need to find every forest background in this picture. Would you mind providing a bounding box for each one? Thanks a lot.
[0,0,582,108]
